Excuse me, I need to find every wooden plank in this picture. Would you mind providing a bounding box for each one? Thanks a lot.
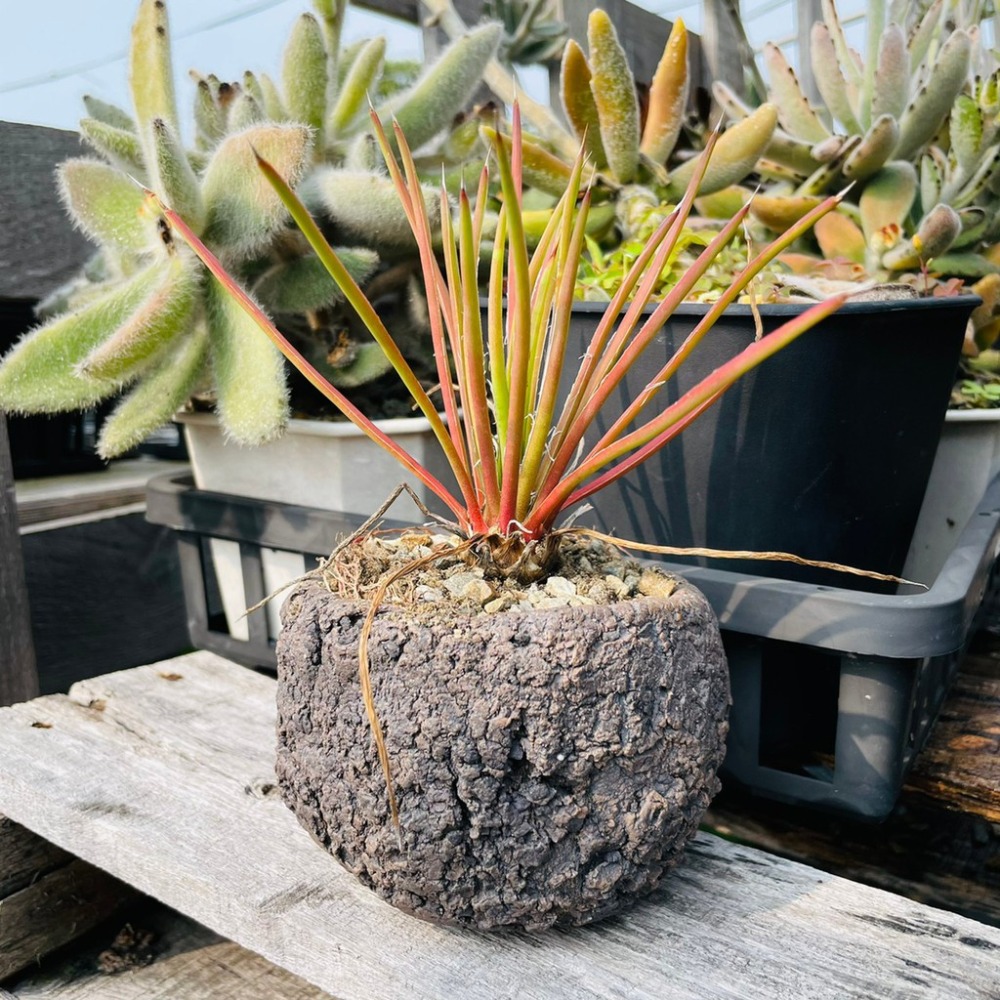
[6,900,334,999]
[705,630,1000,928]
[0,653,997,1000]
[0,859,134,981]
[0,415,38,707]
[0,815,71,898]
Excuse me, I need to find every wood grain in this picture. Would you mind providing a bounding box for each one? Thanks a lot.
[6,900,333,999]
[0,652,997,999]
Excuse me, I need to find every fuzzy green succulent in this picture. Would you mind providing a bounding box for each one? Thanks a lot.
[0,0,500,458]
[721,0,1000,282]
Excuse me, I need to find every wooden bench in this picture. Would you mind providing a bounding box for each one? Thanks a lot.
[0,650,998,999]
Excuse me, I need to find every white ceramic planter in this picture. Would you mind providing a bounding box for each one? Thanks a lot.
[177,412,445,641]
[902,408,1000,585]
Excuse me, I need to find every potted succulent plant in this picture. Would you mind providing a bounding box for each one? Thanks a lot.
[158,101,872,929]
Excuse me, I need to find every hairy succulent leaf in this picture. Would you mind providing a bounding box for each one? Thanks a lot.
[481,126,578,198]
[328,36,385,138]
[749,193,824,232]
[79,118,146,176]
[871,24,907,124]
[882,202,961,268]
[150,119,205,231]
[667,104,778,198]
[200,124,312,257]
[587,9,640,183]
[859,161,918,244]
[228,92,265,132]
[77,252,200,384]
[129,0,178,146]
[763,42,830,143]
[895,30,972,161]
[97,324,209,458]
[814,211,866,263]
[58,158,156,254]
[282,13,328,135]
[254,248,377,312]
[559,39,606,168]
[952,94,984,175]
[193,78,226,148]
[313,168,441,250]
[0,262,170,413]
[83,95,136,132]
[258,73,288,122]
[379,22,502,153]
[326,341,393,388]
[640,17,688,166]
[205,276,288,445]
[842,114,899,181]
[810,23,862,135]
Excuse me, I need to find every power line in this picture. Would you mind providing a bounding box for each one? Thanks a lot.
[0,0,297,96]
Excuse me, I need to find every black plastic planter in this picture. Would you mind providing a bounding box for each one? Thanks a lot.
[560,296,977,590]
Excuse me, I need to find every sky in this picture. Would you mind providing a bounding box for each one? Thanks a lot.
[0,1,865,135]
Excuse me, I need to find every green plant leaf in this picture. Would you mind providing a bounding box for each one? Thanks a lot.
[97,323,209,458]
[254,247,377,312]
[377,22,502,152]
[326,341,393,388]
[0,261,170,413]
[149,119,205,231]
[58,158,157,254]
[79,118,146,176]
[328,35,385,138]
[205,275,288,444]
[587,9,639,183]
[82,95,136,132]
[129,0,179,155]
[282,13,328,135]
[193,78,226,148]
[313,167,442,251]
[77,251,200,384]
[200,123,313,257]
[559,39,607,168]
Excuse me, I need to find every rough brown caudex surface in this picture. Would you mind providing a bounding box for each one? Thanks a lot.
[276,572,729,930]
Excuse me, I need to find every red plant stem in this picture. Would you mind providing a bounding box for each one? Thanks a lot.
[159,201,473,529]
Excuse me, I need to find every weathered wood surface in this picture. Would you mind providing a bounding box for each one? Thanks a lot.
[1,816,136,981]
[5,900,333,999]
[0,415,38,708]
[705,630,1000,929]
[0,653,997,999]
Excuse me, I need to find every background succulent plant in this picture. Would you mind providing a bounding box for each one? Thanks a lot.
[0,0,500,458]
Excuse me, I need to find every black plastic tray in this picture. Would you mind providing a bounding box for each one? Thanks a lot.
[146,471,1000,820]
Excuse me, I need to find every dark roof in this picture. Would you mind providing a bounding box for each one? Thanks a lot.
[0,122,94,302]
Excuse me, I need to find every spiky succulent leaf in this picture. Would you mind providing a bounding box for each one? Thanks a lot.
[810,23,862,135]
[83,95,135,132]
[640,17,688,165]
[77,252,200,384]
[200,124,312,257]
[129,0,179,148]
[667,103,778,198]
[254,248,377,312]
[205,276,288,444]
[378,22,502,152]
[282,13,328,135]
[763,42,830,142]
[0,262,170,413]
[149,119,205,231]
[895,30,972,161]
[328,36,385,138]
[97,324,209,458]
[587,9,640,183]
[313,168,442,250]
[58,158,157,254]
[859,161,917,244]
[79,118,146,176]
[559,39,607,168]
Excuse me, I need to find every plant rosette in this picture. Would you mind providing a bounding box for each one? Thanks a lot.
[162,107,885,929]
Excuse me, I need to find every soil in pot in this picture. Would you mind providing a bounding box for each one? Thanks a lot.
[276,534,730,931]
